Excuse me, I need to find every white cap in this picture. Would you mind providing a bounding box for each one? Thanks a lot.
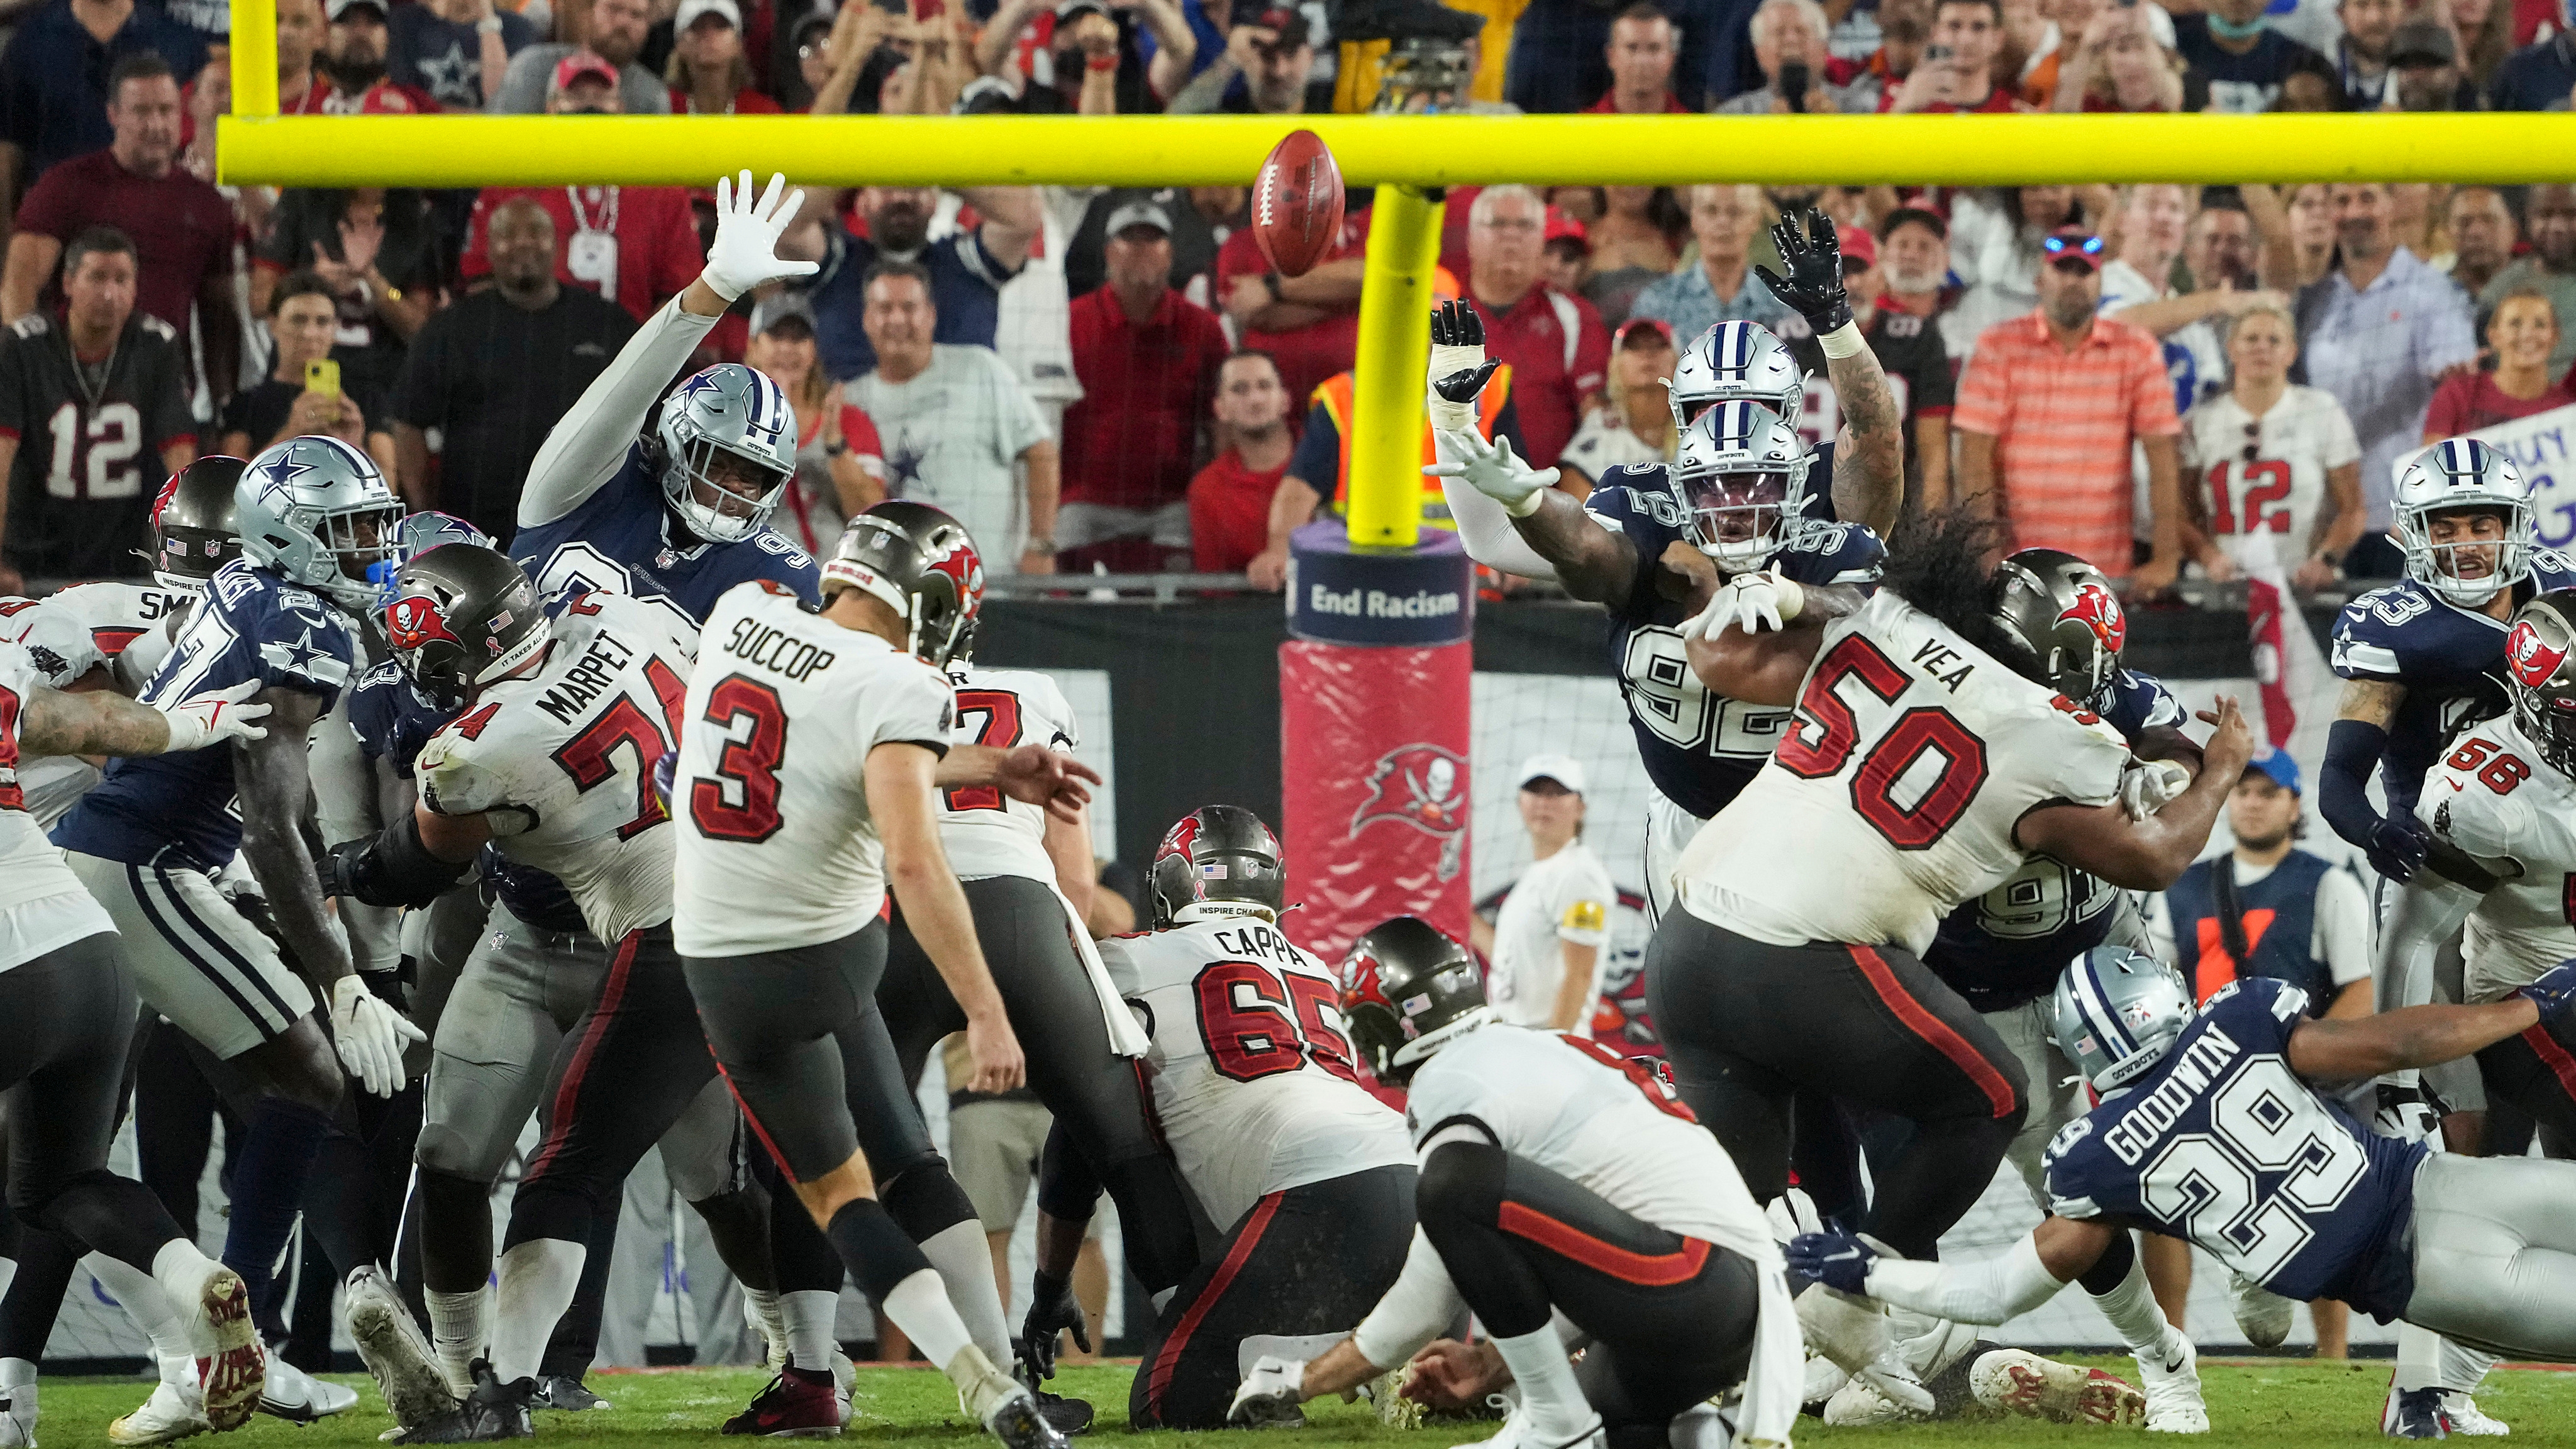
[676,0,743,31]
[1516,753,1587,795]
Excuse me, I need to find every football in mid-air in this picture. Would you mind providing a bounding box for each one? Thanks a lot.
[1251,128,1346,278]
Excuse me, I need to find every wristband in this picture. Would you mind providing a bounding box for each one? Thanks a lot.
[1086,53,1118,71]
[1262,271,1284,304]
[1817,319,1868,359]
[824,436,849,457]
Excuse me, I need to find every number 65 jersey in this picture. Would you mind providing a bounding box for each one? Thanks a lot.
[2043,977,2426,1319]
[1677,590,2133,956]
[1101,917,1412,1230]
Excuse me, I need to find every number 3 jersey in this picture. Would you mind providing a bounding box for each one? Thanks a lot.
[670,581,957,959]
[1678,590,2133,956]
[937,665,1077,882]
[2416,711,2576,1002]
[2331,550,2576,816]
[1581,472,1885,821]
[2043,977,2426,1319]
[418,592,696,946]
[1099,916,1411,1230]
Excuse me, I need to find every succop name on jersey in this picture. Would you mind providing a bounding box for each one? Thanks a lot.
[719,614,837,682]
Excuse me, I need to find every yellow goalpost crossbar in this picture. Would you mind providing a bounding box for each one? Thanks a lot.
[218,0,2576,550]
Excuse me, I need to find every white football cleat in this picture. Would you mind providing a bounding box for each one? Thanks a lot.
[1801,1352,1850,1406]
[0,1375,35,1448]
[258,1355,358,1422]
[108,1378,211,1446]
[1969,1348,2145,1426]
[1822,1373,1917,1428]
[1452,1406,1604,1449]
[2135,1328,2211,1433]
[2226,1271,2297,1352]
[2438,1392,2509,1436]
[346,1266,461,1432]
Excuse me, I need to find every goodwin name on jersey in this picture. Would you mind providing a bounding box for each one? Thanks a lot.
[1582,471,1885,820]
[2418,711,2576,999]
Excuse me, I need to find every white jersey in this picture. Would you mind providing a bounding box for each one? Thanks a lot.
[418,593,698,945]
[936,664,1077,882]
[1487,841,1616,1032]
[1100,914,1413,1229]
[2178,388,2361,571]
[672,582,956,958]
[1679,591,2133,955]
[2416,712,2576,1002]
[0,583,191,824]
[0,643,113,959]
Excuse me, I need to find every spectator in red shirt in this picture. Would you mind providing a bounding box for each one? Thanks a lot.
[292,0,443,114]
[1215,206,1368,429]
[274,0,328,113]
[456,55,706,325]
[2424,290,2576,439]
[1058,199,1231,571]
[2,55,236,397]
[1190,349,1294,572]
[1884,0,2029,111]
[1582,4,1689,113]
[1460,185,1609,472]
[667,0,783,113]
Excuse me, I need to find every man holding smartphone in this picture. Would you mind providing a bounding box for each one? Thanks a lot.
[1883,0,2029,112]
[1713,0,1843,113]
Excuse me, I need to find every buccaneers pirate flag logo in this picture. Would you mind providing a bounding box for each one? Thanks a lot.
[1350,743,1467,882]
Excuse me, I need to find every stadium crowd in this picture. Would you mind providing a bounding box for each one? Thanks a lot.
[0,0,2572,593]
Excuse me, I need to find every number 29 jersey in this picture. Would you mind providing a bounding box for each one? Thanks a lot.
[2043,978,2425,1318]
[1100,916,1411,1230]
[2416,712,2576,1002]
[936,665,1078,883]
[1678,591,2133,956]
[1582,472,1885,821]
[418,592,696,946]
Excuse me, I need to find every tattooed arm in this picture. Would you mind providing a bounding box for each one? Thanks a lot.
[19,685,180,757]
[1828,342,1904,538]
[1511,488,1640,606]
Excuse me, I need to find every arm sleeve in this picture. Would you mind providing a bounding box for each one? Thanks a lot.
[864,664,957,755]
[843,405,884,473]
[517,297,719,528]
[1434,431,1562,582]
[991,359,1050,458]
[2312,867,2375,987]
[1864,1235,2065,1326]
[2319,717,2391,852]
[1349,1228,1465,1370]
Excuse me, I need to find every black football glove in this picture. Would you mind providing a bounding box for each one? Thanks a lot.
[316,836,377,902]
[2367,813,2431,882]
[1429,298,1499,404]
[1753,208,1853,335]
[1016,1269,1091,1382]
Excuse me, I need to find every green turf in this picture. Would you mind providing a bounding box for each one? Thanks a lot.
[33,1358,2576,1446]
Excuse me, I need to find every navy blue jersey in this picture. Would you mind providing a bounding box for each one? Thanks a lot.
[347,659,450,780]
[2331,552,2576,817]
[510,449,821,626]
[2043,977,2424,1317]
[1927,670,2184,1009]
[1582,465,1884,819]
[54,561,362,870]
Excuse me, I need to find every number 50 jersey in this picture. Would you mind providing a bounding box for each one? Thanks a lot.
[1678,590,2132,956]
[1101,917,1412,1231]
[2043,977,2426,1319]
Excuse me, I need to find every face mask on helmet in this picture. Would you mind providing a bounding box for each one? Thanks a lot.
[1681,468,1791,569]
[670,436,791,543]
[2392,440,2533,608]
[2051,947,2193,1096]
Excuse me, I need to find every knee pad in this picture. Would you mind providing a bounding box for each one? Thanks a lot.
[879,1160,977,1242]
[1415,1141,1508,1233]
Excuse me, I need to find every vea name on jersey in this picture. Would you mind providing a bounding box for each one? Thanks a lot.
[511,452,821,626]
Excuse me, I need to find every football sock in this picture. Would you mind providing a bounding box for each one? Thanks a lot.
[2081,1243,2169,1355]
[1491,1326,1596,1437]
[2393,1320,2443,1393]
[880,1269,974,1375]
[221,1098,333,1328]
[2438,1337,2497,1394]
[784,1291,841,1374]
[919,1220,1012,1368]
[425,1286,487,1396]
[87,1254,193,1365]
[488,1238,586,1385]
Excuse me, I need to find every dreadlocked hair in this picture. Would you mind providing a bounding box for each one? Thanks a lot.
[1880,505,2021,663]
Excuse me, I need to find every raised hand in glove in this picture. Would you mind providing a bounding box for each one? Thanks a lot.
[1424,429,1558,517]
[2519,960,2576,1017]
[162,678,272,752]
[702,170,818,302]
[1785,1230,1879,1296]
[1427,299,1501,433]
[1018,1269,1091,1381]
[1753,208,1853,335]
[330,974,426,1097]
[2367,813,2431,882]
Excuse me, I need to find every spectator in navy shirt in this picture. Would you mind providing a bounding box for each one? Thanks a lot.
[775,184,1041,381]
[391,0,536,111]
[2489,29,2576,109]
[0,0,207,206]
[2171,0,2333,112]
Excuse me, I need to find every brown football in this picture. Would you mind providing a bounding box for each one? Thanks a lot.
[1250,128,1346,278]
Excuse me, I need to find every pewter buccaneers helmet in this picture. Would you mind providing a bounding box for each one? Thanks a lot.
[1148,804,1286,929]
[2392,438,2533,608]
[381,545,551,710]
[1673,400,1808,571]
[821,501,985,667]
[2506,591,2576,777]
[236,436,405,613]
[2053,946,2195,1094]
[655,363,799,543]
[1990,548,2127,702]
[1339,916,1489,1086]
[1668,319,1804,427]
[148,457,245,591]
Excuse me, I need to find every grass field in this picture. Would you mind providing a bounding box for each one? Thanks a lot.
[28,1358,2576,1448]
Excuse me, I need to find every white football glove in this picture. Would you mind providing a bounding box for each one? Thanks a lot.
[2370,1070,2440,1144]
[330,975,427,1097]
[1689,570,1804,641]
[1423,429,1558,517]
[2119,759,2193,821]
[702,171,819,302]
[160,678,271,752]
[1227,1355,1307,1425]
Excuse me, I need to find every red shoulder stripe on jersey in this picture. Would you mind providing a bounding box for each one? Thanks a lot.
[1497,1202,1711,1286]
[1846,943,2019,1119]
[525,930,640,1182]
[2520,1022,2576,1106]
[1142,1191,1284,1419]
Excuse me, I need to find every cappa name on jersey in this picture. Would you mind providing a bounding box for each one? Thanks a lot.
[2098,1023,2244,1167]
[1208,922,1297,962]
[721,618,836,682]
[536,629,641,725]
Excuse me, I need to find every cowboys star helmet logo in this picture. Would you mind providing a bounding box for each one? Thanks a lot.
[2058,579,2127,656]
[1350,743,1467,881]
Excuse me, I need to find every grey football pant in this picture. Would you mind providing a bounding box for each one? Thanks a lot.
[2404,1152,2576,1361]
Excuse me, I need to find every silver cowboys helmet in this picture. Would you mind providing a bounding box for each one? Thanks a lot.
[2053,946,2196,1095]
[2392,437,2532,608]
[655,364,798,544]
[235,436,404,613]
[1668,319,1804,428]
[1673,399,1808,571]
